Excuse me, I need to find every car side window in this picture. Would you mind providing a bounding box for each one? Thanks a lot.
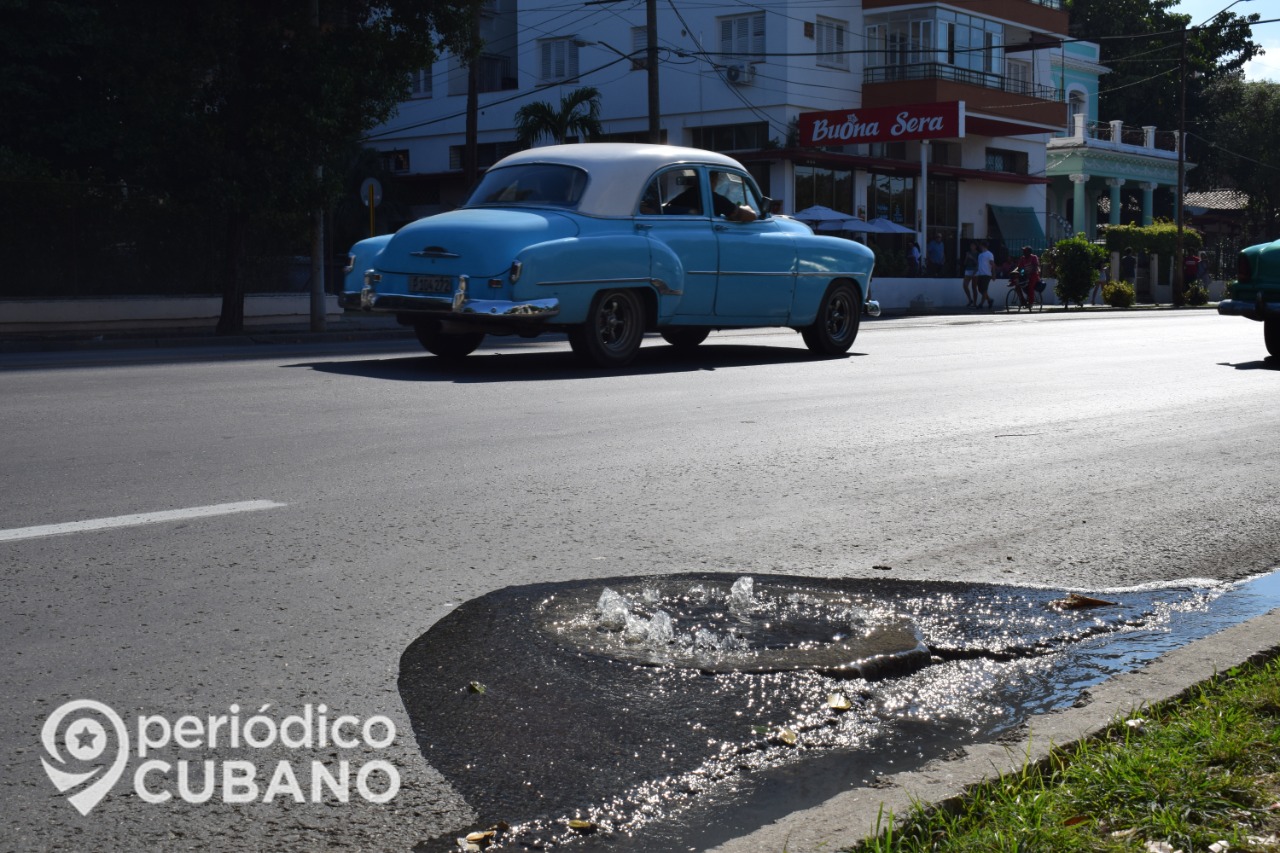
[638,168,704,216]
[709,170,763,220]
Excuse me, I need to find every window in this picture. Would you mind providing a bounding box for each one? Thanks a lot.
[640,168,704,216]
[540,38,579,82]
[689,122,769,152]
[409,67,432,99]
[816,17,848,70]
[466,164,588,208]
[984,147,1028,174]
[380,150,410,173]
[448,141,521,171]
[794,165,854,212]
[1006,59,1031,95]
[719,13,765,61]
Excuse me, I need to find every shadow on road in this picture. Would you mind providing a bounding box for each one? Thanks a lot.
[1219,356,1280,371]
[287,341,869,383]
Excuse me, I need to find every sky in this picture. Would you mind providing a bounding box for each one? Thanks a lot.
[1169,0,1279,81]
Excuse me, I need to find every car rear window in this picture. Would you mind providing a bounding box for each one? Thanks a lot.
[466,164,588,208]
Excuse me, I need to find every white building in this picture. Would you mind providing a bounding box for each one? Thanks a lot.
[364,0,1074,274]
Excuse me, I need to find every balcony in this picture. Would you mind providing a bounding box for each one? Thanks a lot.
[863,0,1067,34]
[863,62,1066,132]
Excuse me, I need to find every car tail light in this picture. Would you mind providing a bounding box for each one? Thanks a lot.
[1237,253,1253,284]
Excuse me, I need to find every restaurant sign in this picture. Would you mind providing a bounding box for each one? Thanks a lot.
[797,101,964,147]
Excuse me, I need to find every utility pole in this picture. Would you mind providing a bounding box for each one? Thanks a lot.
[587,0,661,142]
[1174,25,1187,307]
[645,0,660,143]
[310,0,325,331]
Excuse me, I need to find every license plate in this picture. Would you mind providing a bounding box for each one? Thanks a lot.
[410,275,453,294]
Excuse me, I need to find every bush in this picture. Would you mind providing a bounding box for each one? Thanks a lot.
[1103,280,1136,308]
[1186,281,1209,306]
[1050,234,1107,308]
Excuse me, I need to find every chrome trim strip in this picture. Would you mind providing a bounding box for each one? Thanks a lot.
[1219,299,1280,318]
[341,290,559,320]
[536,277,654,287]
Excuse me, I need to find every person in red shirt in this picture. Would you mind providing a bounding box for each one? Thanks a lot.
[1018,245,1041,307]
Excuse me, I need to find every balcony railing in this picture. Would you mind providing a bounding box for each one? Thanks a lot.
[1049,119,1180,155]
[864,63,1063,102]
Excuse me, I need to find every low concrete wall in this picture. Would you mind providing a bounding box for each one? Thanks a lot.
[870,276,1066,312]
[0,294,342,333]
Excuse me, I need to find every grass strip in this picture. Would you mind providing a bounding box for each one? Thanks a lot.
[853,654,1280,852]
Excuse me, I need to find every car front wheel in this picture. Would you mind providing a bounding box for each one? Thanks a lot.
[1266,317,1280,358]
[414,325,485,360]
[569,289,645,367]
[801,282,861,356]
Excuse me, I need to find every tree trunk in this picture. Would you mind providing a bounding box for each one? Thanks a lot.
[216,216,247,335]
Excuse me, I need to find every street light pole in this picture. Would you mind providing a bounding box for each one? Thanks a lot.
[1175,25,1187,307]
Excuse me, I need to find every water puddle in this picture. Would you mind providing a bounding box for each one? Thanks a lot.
[400,570,1280,852]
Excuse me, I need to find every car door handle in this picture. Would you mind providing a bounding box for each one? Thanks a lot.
[636,222,652,232]
[714,224,730,232]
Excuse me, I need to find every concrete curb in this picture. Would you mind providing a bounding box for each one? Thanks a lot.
[706,607,1280,853]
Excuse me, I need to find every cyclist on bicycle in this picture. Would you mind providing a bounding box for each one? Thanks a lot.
[1015,245,1041,307]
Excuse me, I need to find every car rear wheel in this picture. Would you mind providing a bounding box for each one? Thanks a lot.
[414,325,485,360]
[660,327,710,350]
[1266,317,1280,358]
[801,282,861,356]
[569,289,645,367]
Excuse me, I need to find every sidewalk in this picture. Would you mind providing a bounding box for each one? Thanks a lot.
[0,302,1218,356]
[0,311,414,355]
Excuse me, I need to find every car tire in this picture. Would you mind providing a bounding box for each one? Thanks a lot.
[569,289,645,367]
[660,327,710,350]
[414,325,485,360]
[1266,317,1280,358]
[801,282,861,356]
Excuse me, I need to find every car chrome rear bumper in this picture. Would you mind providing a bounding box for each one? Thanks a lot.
[864,299,882,318]
[340,287,560,321]
[1218,297,1280,321]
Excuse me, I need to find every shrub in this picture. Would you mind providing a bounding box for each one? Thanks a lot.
[1186,281,1209,306]
[1103,280,1136,308]
[1050,234,1107,308]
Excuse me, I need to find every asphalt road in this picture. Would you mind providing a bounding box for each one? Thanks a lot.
[2,310,1278,851]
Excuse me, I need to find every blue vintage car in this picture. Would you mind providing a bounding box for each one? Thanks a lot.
[341,143,878,367]
[1218,237,1280,358]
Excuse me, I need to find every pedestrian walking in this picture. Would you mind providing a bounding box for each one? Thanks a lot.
[1120,247,1137,283]
[962,242,979,307]
[927,233,946,276]
[974,241,995,308]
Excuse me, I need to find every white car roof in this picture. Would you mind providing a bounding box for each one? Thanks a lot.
[484,143,749,218]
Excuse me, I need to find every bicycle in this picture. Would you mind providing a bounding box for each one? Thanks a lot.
[1004,269,1044,313]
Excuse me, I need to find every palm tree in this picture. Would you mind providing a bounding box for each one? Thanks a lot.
[514,86,603,147]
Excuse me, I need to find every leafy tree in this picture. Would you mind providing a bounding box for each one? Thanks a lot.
[1197,78,1280,241]
[514,87,603,147]
[0,0,478,332]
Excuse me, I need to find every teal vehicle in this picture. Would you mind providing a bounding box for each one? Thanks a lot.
[1218,237,1280,357]
[341,143,878,367]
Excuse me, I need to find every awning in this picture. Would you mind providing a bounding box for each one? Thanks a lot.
[989,205,1048,251]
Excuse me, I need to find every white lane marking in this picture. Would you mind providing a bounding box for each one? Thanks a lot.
[0,500,287,543]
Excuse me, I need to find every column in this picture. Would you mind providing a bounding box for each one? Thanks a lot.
[1070,174,1089,237]
[1106,178,1124,226]
[1138,181,1157,226]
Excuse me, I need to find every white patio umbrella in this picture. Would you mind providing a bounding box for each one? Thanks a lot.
[818,217,884,233]
[867,217,916,234]
[791,205,854,225]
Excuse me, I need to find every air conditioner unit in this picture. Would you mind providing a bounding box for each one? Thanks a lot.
[725,63,755,85]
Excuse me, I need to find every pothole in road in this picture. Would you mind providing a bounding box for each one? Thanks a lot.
[400,571,1280,853]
